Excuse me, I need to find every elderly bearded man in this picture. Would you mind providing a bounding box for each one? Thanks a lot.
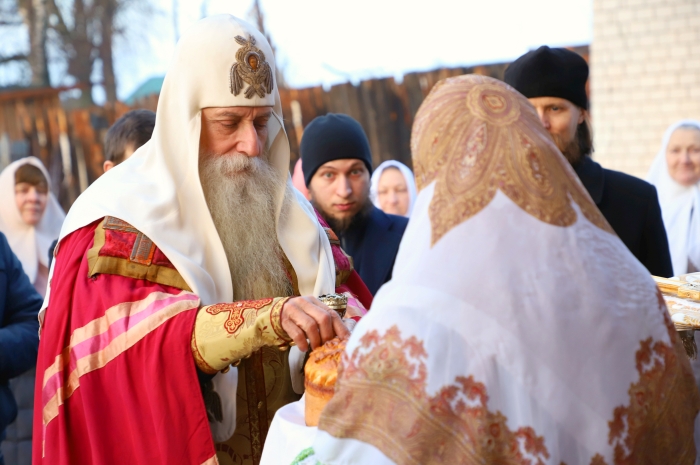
[32,16,370,465]
[504,46,673,278]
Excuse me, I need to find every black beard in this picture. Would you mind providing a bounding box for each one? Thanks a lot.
[314,200,373,235]
[552,132,583,165]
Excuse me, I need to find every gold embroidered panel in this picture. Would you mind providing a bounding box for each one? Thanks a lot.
[411,75,613,245]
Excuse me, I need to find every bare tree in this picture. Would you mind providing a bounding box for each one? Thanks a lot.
[96,0,118,103]
[44,0,146,104]
[0,1,31,76]
[21,0,50,86]
[248,0,286,89]
[0,0,50,87]
[44,0,96,103]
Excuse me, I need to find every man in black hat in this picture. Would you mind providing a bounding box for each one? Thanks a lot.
[505,46,673,277]
[301,113,408,295]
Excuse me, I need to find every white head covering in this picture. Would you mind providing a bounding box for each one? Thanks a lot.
[370,160,417,217]
[305,75,698,464]
[0,156,65,283]
[647,119,700,276]
[48,15,335,308]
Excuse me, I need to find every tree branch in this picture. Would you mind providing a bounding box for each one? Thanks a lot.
[0,54,29,64]
[46,0,69,37]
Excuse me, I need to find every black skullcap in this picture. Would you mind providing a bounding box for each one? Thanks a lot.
[504,46,589,109]
[300,113,373,186]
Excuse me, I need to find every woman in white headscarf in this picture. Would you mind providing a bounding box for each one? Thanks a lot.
[370,160,417,217]
[647,120,700,276]
[0,156,65,296]
[282,75,699,465]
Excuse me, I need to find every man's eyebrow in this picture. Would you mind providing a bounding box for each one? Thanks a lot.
[212,111,244,118]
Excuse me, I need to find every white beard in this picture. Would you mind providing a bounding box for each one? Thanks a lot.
[199,152,293,301]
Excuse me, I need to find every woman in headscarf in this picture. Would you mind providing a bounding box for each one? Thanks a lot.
[647,120,700,276]
[291,158,310,199]
[287,75,699,464]
[0,157,65,297]
[370,160,417,217]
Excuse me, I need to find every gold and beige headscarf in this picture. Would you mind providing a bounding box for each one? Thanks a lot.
[287,75,699,465]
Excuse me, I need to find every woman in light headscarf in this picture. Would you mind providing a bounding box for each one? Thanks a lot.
[647,120,700,276]
[291,158,310,199]
[0,156,65,297]
[285,75,699,464]
[370,160,417,217]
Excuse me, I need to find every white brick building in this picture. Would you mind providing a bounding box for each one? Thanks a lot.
[591,0,700,178]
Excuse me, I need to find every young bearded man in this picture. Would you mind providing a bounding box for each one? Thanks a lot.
[505,46,673,277]
[301,114,408,295]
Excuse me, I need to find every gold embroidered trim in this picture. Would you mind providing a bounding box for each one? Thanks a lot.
[411,75,613,245]
[191,329,218,375]
[270,297,292,344]
[230,34,273,99]
[86,218,191,292]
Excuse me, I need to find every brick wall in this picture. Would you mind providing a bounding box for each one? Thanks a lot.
[591,0,700,178]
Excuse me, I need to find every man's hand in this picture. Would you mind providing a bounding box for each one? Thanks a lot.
[280,296,350,352]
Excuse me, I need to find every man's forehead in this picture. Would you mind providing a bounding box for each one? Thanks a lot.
[202,106,273,118]
[319,159,366,170]
[527,96,575,107]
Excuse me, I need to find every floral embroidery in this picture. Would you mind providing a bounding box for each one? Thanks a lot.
[319,326,550,465]
[589,339,699,464]
[411,75,612,245]
[206,298,274,335]
[590,291,700,464]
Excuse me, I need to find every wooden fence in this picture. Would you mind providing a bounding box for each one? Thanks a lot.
[0,45,589,210]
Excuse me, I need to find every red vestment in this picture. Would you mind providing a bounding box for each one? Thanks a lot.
[33,220,215,465]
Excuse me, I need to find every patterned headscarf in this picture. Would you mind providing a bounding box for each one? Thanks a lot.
[289,75,700,465]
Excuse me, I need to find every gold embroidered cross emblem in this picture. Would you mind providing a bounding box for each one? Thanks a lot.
[206,298,274,335]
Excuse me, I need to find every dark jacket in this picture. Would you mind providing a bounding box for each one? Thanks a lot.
[574,156,673,277]
[338,206,409,296]
[0,232,41,448]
